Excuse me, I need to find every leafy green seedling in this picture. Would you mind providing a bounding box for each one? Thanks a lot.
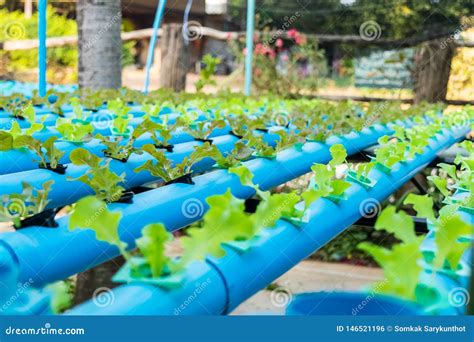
[69,196,128,255]
[69,148,126,203]
[196,54,221,92]
[0,181,54,227]
[13,136,64,170]
[135,143,218,182]
[136,223,172,278]
[56,118,93,143]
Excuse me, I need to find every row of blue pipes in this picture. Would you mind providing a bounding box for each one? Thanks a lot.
[62,125,469,315]
[0,119,410,303]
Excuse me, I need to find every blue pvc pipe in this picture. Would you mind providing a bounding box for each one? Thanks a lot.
[66,125,469,315]
[38,0,47,97]
[0,122,398,287]
[211,126,469,313]
[143,0,167,94]
[0,123,233,175]
[286,292,422,315]
[0,134,239,209]
[244,0,255,96]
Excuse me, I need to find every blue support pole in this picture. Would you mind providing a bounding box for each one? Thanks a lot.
[143,0,167,94]
[183,0,194,45]
[38,0,47,97]
[244,0,255,96]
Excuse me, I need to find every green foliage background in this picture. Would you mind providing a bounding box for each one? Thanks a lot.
[0,6,135,80]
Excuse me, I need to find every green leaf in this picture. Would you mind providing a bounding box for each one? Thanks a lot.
[136,224,171,278]
[47,281,72,314]
[252,192,301,230]
[0,180,54,224]
[404,193,436,223]
[69,196,125,251]
[359,239,424,300]
[69,150,125,203]
[175,190,253,270]
[433,204,472,270]
[0,132,13,151]
[329,144,347,167]
[43,136,65,169]
[375,206,417,243]
[56,119,93,142]
[438,163,457,179]
[70,148,101,168]
[22,103,35,122]
[331,179,352,196]
[427,175,450,197]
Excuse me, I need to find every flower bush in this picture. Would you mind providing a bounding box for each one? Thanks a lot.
[231,27,327,96]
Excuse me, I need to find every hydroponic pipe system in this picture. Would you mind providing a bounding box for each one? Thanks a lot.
[67,125,470,315]
[0,121,407,287]
[0,125,288,207]
[0,134,238,208]
[0,123,234,176]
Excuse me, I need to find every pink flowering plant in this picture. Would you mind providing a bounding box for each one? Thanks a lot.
[231,27,327,96]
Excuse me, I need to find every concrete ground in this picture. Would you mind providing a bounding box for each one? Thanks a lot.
[231,260,383,315]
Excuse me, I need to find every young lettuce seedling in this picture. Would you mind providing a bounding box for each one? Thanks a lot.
[134,142,218,183]
[69,148,126,203]
[13,136,65,171]
[0,181,54,227]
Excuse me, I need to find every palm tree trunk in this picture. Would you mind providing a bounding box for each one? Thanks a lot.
[77,0,122,90]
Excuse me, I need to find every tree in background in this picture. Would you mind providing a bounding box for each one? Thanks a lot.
[77,0,122,90]
[228,0,473,102]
